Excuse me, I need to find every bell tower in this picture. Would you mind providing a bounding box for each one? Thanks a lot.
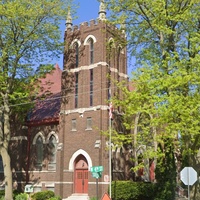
[59,1,128,198]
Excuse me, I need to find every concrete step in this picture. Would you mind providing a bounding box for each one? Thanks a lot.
[63,193,90,200]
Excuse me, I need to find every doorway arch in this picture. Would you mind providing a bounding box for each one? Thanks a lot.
[69,149,92,171]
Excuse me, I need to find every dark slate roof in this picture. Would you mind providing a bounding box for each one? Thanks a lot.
[27,93,61,124]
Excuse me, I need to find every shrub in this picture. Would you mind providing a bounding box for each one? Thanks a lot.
[48,197,61,200]
[0,190,4,198]
[0,190,23,200]
[90,197,97,200]
[31,190,55,200]
[15,193,28,200]
[112,181,155,200]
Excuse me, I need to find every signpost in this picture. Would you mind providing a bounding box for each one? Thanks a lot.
[91,166,104,200]
[180,167,197,200]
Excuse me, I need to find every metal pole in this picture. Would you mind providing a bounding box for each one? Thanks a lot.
[96,178,99,200]
[188,168,190,200]
[109,118,112,199]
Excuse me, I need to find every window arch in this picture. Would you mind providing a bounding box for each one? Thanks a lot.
[33,132,45,145]
[70,39,81,48]
[84,35,97,65]
[84,35,97,45]
[36,136,44,165]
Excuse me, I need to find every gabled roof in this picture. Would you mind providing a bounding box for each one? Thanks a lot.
[27,64,62,125]
[39,63,62,95]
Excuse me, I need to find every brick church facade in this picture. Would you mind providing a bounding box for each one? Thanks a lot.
[0,2,131,199]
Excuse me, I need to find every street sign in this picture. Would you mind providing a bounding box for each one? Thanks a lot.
[101,193,111,200]
[92,172,102,179]
[24,184,33,193]
[180,167,197,186]
[91,166,104,173]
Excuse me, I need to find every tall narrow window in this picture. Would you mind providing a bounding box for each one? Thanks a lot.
[75,72,78,108]
[74,42,79,68]
[90,39,94,64]
[72,119,77,131]
[86,117,92,130]
[48,135,57,164]
[90,69,93,106]
[36,136,43,166]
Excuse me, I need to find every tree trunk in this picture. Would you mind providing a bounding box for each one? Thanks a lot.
[1,147,13,200]
[1,93,13,200]
[133,112,140,179]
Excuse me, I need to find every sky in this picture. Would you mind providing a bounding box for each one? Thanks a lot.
[56,0,100,69]
[55,0,134,76]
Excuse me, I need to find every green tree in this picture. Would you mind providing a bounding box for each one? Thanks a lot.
[105,0,200,199]
[0,1,75,199]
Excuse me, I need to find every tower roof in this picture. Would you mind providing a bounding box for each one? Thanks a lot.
[65,7,73,30]
[98,0,106,20]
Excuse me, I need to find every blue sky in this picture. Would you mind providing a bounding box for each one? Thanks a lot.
[56,0,133,76]
[56,0,100,69]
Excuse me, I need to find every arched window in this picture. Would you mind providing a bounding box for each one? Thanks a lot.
[108,38,115,66]
[84,35,96,65]
[48,135,57,164]
[74,42,79,68]
[89,39,94,64]
[36,136,43,165]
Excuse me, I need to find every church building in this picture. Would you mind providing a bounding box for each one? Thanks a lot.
[2,1,129,199]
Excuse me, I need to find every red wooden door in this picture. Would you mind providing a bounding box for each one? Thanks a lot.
[74,156,88,193]
[75,169,88,193]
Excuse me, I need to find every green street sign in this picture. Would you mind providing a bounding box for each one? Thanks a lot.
[92,172,102,179]
[90,166,104,173]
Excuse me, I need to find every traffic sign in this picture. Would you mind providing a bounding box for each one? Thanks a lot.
[92,172,102,179]
[180,167,197,186]
[101,193,111,200]
[91,166,104,173]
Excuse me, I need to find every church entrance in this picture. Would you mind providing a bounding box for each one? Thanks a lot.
[74,155,88,193]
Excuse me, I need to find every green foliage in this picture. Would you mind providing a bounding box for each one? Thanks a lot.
[106,0,200,198]
[15,193,28,200]
[112,181,155,200]
[0,190,23,200]
[90,197,97,200]
[154,142,176,200]
[48,197,61,200]
[31,190,55,200]
[0,0,76,199]
[0,190,4,198]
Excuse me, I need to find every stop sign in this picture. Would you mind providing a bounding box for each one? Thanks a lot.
[180,167,197,186]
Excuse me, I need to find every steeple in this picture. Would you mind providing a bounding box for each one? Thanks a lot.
[120,22,126,35]
[98,0,106,20]
[65,7,73,30]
